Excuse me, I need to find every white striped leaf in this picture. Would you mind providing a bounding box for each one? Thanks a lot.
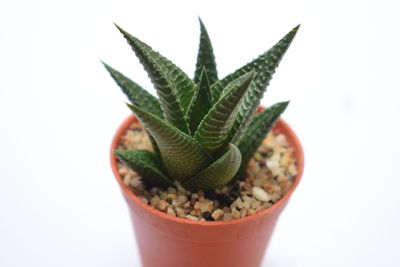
[183,144,241,191]
[115,24,193,134]
[114,149,173,188]
[222,25,300,145]
[236,102,289,178]
[193,18,218,85]
[102,62,163,119]
[187,67,213,134]
[127,103,212,182]
[194,70,255,156]
[209,25,299,103]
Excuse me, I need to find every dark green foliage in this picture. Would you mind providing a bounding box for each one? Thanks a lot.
[114,149,173,188]
[236,102,289,177]
[103,62,163,119]
[194,70,255,155]
[105,19,299,191]
[187,67,213,134]
[183,144,242,191]
[127,103,212,182]
[194,18,218,85]
[114,24,192,134]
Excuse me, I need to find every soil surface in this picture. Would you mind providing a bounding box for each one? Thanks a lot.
[116,121,297,221]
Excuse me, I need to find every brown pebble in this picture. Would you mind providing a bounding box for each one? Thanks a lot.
[255,206,264,213]
[186,215,199,221]
[200,201,214,213]
[211,209,224,220]
[245,176,253,183]
[240,208,248,218]
[223,212,233,221]
[157,200,169,211]
[280,180,292,193]
[167,194,177,201]
[150,195,160,207]
[167,207,176,217]
[193,202,201,211]
[231,208,240,219]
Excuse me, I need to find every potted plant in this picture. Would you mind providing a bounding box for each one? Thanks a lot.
[106,19,304,267]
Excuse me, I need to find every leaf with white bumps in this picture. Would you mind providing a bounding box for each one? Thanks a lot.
[187,67,213,134]
[236,102,289,177]
[183,144,241,191]
[194,18,218,85]
[115,24,192,134]
[127,103,212,182]
[114,149,172,188]
[194,70,255,156]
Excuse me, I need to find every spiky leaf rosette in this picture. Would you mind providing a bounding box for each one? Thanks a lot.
[105,20,298,192]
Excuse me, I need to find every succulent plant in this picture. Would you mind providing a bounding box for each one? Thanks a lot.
[105,19,299,191]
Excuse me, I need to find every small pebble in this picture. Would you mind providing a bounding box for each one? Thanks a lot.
[157,200,169,211]
[211,209,224,220]
[130,177,141,187]
[186,215,199,221]
[138,196,149,204]
[231,208,241,219]
[252,187,270,202]
[167,207,176,217]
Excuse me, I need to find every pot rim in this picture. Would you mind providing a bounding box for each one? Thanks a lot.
[110,111,304,227]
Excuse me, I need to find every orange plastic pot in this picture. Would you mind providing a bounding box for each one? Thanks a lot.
[110,109,304,267]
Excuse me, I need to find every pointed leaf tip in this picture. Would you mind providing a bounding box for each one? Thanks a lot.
[198,16,203,24]
[103,62,164,119]
[115,25,194,133]
[194,18,218,85]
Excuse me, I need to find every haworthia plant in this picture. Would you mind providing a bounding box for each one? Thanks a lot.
[105,19,299,191]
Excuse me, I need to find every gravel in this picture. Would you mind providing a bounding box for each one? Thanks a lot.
[116,121,297,221]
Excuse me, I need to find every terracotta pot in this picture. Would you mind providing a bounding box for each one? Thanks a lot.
[110,110,304,267]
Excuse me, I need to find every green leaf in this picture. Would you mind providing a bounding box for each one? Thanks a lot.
[236,102,289,178]
[114,24,191,134]
[102,61,162,156]
[127,103,212,182]
[183,144,242,191]
[209,25,299,103]
[114,149,173,188]
[194,70,255,155]
[227,25,300,144]
[102,62,163,119]
[187,67,213,134]
[156,55,197,117]
[193,18,218,85]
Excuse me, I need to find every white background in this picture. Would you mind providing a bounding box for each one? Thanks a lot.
[1,0,399,266]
